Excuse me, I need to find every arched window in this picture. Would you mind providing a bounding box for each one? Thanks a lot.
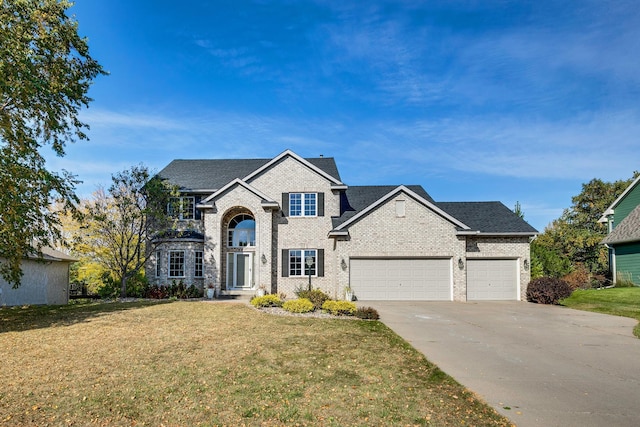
[228,214,255,247]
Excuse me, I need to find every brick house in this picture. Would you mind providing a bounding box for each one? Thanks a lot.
[147,150,537,301]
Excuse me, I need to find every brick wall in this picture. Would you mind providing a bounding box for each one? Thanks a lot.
[334,193,468,301]
[147,240,205,288]
[466,236,532,300]
[248,156,341,298]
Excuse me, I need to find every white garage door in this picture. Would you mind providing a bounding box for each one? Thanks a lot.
[350,258,452,301]
[467,259,518,300]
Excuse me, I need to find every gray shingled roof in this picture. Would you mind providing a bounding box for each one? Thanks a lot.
[602,204,640,245]
[332,185,435,228]
[331,187,537,234]
[436,202,538,233]
[158,156,537,235]
[158,157,341,191]
[153,230,205,241]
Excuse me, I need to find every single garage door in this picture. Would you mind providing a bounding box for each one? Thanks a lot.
[467,259,518,300]
[350,258,452,301]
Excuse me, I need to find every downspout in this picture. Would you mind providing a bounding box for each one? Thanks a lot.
[606,216,615,285]
[604,244,616,285]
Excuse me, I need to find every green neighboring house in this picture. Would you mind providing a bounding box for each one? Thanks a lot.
[600,175,640,285]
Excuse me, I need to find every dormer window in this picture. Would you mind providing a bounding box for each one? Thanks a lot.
[290,193,317,217]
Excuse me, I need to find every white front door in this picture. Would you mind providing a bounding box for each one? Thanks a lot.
[227,252,253,289]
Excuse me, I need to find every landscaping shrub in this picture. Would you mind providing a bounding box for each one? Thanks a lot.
[322,300,356,316]
[355,306,380,320]
[145,285,169,299]
[282,298,314,313]
[250,294,283,308]
[97,271,149,299]
[295,288,330,310]
[97,279,120,299]
[526,277,572,304]
[562,265,591,290]
[144,282,202,300]
[591,274,609,289]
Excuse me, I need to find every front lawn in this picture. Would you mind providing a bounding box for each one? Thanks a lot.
[561,287,640,338]
[0,301,511,426]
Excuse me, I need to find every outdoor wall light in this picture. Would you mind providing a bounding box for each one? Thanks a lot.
[458,258,464,269]
[524,259,529,271]
[341,258,348,270]
[261,254,267,264]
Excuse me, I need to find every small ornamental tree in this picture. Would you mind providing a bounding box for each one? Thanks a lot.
[82,165,177,298]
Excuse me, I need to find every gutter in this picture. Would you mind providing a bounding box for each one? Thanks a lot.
[455,231,538,237]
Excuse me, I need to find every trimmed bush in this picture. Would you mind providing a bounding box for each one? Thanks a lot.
[355,306,380,320]
[282,298,314,313]
[250,294,283,308]
[526,277,572,304]
[296,288,330,310]
[322,300,356,316]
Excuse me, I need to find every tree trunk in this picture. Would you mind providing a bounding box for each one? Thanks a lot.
[120,276,127,299]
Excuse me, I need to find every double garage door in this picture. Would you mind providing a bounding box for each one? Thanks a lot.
[350,258,518,301]
[350,258,452,301]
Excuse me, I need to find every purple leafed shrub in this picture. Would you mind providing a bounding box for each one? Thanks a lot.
[526,277,572,304]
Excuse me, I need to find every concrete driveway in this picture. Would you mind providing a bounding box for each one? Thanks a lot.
[366,301,640,427]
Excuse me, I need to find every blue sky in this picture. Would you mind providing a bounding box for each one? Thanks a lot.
[46,0,640,231]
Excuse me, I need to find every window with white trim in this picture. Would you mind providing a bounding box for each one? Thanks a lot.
[289,249,316,277]
[155,250,162,277]
[194,251,203,278]
[289,193,316,217]
[168,251,185,278]
[168,196,195,220]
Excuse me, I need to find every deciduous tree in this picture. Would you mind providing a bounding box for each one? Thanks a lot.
[81,165,176,298]
[0,0,105,287]
[534,173,638,276]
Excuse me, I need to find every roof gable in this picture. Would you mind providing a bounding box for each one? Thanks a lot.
[332,185,469,231]
[602,204,640,245]
[600,174,640,220]
[243,149,344,187]
[201,178,277,207]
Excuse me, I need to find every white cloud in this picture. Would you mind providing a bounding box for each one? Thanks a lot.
[75,106,640,185]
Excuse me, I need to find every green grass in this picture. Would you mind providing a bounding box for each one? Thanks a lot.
[561,287,640,337]
[0,300,512,426]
